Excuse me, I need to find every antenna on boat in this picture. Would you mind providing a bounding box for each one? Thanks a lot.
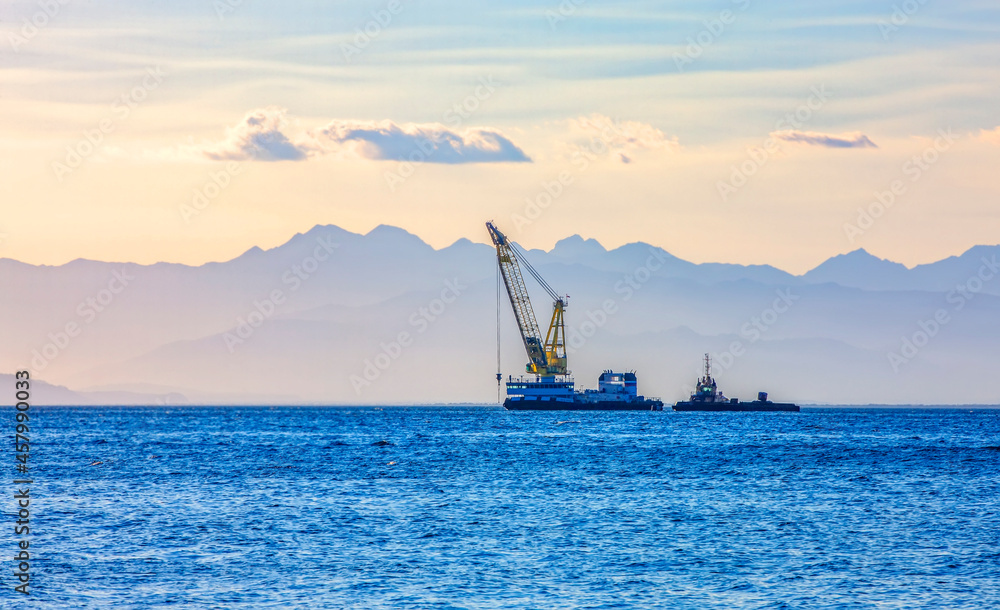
[704,353,711,380]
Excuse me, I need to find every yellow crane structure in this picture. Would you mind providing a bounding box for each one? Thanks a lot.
[486,221,568,377]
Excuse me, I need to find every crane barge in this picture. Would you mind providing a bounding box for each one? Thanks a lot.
[487,221,663,411]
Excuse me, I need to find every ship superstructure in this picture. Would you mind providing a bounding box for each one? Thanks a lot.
[688,353,731,404]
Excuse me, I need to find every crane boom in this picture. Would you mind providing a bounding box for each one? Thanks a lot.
[486,222,567,377]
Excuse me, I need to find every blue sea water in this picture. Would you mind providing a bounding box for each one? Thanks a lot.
[7,406,1000,608]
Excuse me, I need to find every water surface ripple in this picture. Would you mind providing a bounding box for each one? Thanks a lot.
[16,407,1000,608]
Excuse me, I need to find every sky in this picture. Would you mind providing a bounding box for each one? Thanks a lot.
[2,0,1000,273]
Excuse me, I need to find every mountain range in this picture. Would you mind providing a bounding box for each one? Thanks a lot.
[3,224,999,405]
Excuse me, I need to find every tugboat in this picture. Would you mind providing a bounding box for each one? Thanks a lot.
[673,354,799,412]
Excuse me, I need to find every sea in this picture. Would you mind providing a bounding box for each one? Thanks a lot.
[9,406,1000,608]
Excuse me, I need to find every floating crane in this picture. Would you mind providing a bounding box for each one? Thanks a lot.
[486,221,567,377]
[486,221,663,411]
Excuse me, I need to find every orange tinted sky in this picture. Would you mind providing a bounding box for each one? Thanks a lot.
[2,1,999,273]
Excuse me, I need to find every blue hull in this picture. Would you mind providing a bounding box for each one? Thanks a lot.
[505,398,664,411]
[673,401,799,412]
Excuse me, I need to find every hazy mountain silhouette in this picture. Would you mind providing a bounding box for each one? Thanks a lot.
[802,246,1000,294]
[2,225,998,405]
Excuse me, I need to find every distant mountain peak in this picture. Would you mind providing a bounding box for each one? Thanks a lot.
[820,248,908,269]
[842,248,886,261]
[230,245,265,262]
[802,247,911,289]
[303,223,355,236]
[367,224,418,238]
[959,244,1000,258]
[612,241,679,262]
[362,224,434,253]
[229,225,356,261]
[551,235,607,257]
[443,237,485,251]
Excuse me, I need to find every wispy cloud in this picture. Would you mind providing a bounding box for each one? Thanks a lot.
[978,126,1000,145]
[202,107,308,162]
[566,113,679,163]
[304,120,530,164]
[770,130,878,149]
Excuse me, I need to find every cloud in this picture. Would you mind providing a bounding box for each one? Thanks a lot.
[771,130,878,149]
[304,120,530,164]
[193,111,530,164]
[201,107,308,162]
[978,126,1000,145]
[566,114,679,163]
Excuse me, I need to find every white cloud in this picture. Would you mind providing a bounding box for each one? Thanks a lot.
[565,114,679,163]
[771,130,877,149]
[201,107,308,162]
[304,120,530,164]
[190,111,530,164]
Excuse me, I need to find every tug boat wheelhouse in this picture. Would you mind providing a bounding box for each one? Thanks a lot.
[673,354,799,412]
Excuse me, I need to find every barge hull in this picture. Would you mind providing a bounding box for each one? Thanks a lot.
[505,398,663,411]
[673,401,799,412]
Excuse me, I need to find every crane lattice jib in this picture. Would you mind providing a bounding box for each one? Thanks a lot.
[487,222,546,372]
[486,222,568,376]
